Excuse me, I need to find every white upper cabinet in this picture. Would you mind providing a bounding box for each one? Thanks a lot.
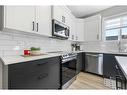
[84,14,102,42]
[69,15,85,42]
[4,6,52,37]
[52,6,71,25]
[35,6,52,36]
[63,7,72,26]
[4,6,35,33]
[52,6,64,22]
[53,6,81,41]
[68,13,76,41]
[75,19,85,42]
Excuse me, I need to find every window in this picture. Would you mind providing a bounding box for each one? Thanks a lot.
[104,15,127,41]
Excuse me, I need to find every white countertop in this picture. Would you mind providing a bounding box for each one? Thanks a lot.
[84,50,127,55]
[0,53,61,65]
[0,51,84,65]
[115,56,127,79]
[1,50,127,66]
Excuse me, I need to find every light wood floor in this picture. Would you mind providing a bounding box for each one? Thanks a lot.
[67,72,111,90]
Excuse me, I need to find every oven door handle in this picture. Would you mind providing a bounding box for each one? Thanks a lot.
[62,57,77,63]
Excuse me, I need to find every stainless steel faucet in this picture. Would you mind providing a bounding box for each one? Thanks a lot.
[118,40,126,53]
[118,40,122,52]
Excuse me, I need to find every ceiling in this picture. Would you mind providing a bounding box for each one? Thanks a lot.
[67,6,113,18]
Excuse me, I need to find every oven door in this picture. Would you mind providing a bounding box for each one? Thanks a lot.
[61,58,77,86]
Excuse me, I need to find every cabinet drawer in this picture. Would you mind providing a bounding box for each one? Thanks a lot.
[9,57,59,74]
[8,57,60,89]
[9,64,60,89]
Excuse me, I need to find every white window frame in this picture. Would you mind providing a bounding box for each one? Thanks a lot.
[102,12,127,42]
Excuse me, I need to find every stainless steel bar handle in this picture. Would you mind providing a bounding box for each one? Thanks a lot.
[32,21,35,31]
[97,34,99,40]
[37,23,39,32]
[72,35,74,40]
[86,54,99,57]
[62,57,77,63]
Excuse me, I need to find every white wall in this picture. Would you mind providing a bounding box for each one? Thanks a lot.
[101,6,127,18]
[0,31,72,57]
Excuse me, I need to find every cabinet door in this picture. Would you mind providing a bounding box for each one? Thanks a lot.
[63,6,71,26]
[115,64,126,89]
[77,53,83,74]
[84,14,101,41]
[0,61,2,89]
[76,19,85,42]
[52,6,64,23]
[8,57,60,89]
[52,6,71,25]
[103,53,127,89]
[4,6,35,33]
[103,54,118,79]
[68,14,76,41]
[35,6,52,36]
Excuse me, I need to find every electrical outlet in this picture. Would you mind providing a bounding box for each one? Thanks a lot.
[13,46,20,50]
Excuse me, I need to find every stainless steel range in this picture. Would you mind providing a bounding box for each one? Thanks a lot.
[60,53,77,89]
[47,51,77,89]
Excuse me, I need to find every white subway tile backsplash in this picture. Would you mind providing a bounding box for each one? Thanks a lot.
[1,30,124,56]
[3,50,22,56]
[0,31,71,56]
[0,31,13,40]
[0,40,18,46]
[0,50,3,57]
[83,41,120,53]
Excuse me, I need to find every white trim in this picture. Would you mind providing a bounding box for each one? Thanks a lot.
[102,17,105,41]
[4,6,6,28]
[102,12,127,42]
[102,18,117,42]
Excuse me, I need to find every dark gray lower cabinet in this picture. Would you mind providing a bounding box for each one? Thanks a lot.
[115,64,126,89]
[8,57,60,89]
[103,54,126,89]
[103,54,118,79]
[77,53,83,74]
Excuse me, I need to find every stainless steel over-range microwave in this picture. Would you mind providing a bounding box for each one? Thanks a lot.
[52,19,70,39]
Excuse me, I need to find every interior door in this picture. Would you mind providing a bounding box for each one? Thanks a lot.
[4,6,35,33]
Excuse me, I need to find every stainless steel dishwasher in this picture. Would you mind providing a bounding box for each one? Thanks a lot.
[85,53,103,75]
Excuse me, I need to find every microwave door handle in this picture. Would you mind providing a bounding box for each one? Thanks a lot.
[68,29,70,36]
[66,28,69,36]
[65,28,69,36]
[65,28,67,36]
